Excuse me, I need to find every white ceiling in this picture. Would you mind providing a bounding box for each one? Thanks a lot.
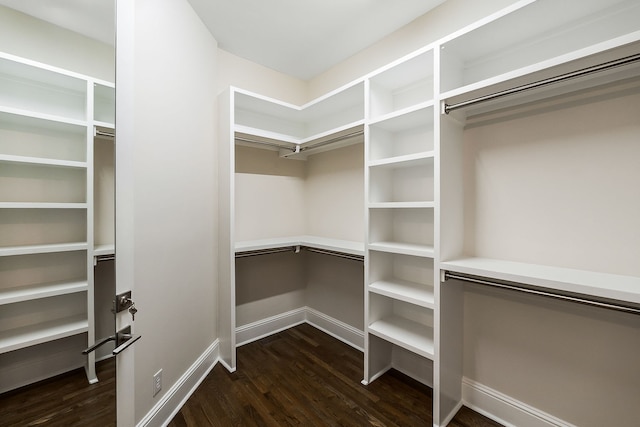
[187,0,446,80]
[0,0,446,80]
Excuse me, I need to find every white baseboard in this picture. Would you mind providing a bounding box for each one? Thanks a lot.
[462,377,576,427]
[236,307,307,347]
[305,307,364,351]
[236,306,364,351]
[137,339,219,427]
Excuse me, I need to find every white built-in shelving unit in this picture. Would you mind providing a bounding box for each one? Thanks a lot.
[0,51,114,389]
[218,81,366,370]
[363,46,439,396]
[218,0,640,424]
[435,0,640,423]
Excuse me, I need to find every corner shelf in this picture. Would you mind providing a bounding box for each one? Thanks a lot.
[236,235,364,257]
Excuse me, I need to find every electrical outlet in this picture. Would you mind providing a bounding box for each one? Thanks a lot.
[153,369,162,397]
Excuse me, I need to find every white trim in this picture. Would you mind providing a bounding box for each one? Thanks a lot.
[462,377,577,427]
[235,307,307,347]
[235,306,364,351]
[305,307,364,351]
[136,339,219,427]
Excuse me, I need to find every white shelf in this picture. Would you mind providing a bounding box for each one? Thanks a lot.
[94,244,115,257]
[368,48,434,120]
[368,315,434,359]
[0,105,86,127]
[0,154,87,169]
[441,257,640,306]
[0,242,88,257]
[439,0,640,95]
[369,202,434,209]
[0,279,88,306]
[369,101,435,126]
[236,235,365,257]
[368,151,434,169]
[0,314,88,354]
[368,242,434,258]
[234,82,364,141]
[235,120,364,158]
[0,54,87,122]
[368,103,434,132]
[369,279,435,309]
[0,202,87,209]
[94,120,115,130]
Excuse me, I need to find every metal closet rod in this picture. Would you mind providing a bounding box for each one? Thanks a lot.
[304,247,364,262]
[235,245,363,261]
[444,52,640,114]
[235,247,296,258]
[95,129,115,138]
[235,129,364,154]
[444,271,640,316]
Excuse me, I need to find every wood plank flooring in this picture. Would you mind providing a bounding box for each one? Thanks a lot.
[0,324,502,426]
[0,358,116,427]
[169,324,502,427]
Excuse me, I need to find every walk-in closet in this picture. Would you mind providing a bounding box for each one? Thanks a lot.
[1,0,639,426]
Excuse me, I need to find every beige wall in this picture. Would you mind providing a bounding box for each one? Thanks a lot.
[462,84,640,426]
[0,5,114,82]
[116,0,219,423]
[305,143,364,242]
[217,48,307,104]
[308,0,518,98]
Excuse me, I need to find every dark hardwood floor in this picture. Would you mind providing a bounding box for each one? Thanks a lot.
[0,325,501,426]
[0,358,116,427]
[169,324,502,427]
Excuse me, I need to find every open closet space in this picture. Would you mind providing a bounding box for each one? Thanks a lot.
[219,82,367,370]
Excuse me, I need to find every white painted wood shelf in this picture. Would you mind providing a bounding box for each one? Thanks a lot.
[368,202,434,209]
[0,49,115,389]
[0,314,88,355]
[441,257,640,306]
[0,242,88,257]
[0,280,88,306]
[0,154,87,169]
[368,242,435,258]
[0,105,87,127]
[236,235,364,257]
[368,315,435,360]
[368,151,434,169]
[369,279,435,309]
[0,202,87,209]
[94,244,115,257]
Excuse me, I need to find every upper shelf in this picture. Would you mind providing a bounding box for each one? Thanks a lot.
[0,54,87,122]
[368,48,435,121]
[94,83,115,126]
[233,81,365,144]
[439,0,640,114]
[441,257,640,306]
